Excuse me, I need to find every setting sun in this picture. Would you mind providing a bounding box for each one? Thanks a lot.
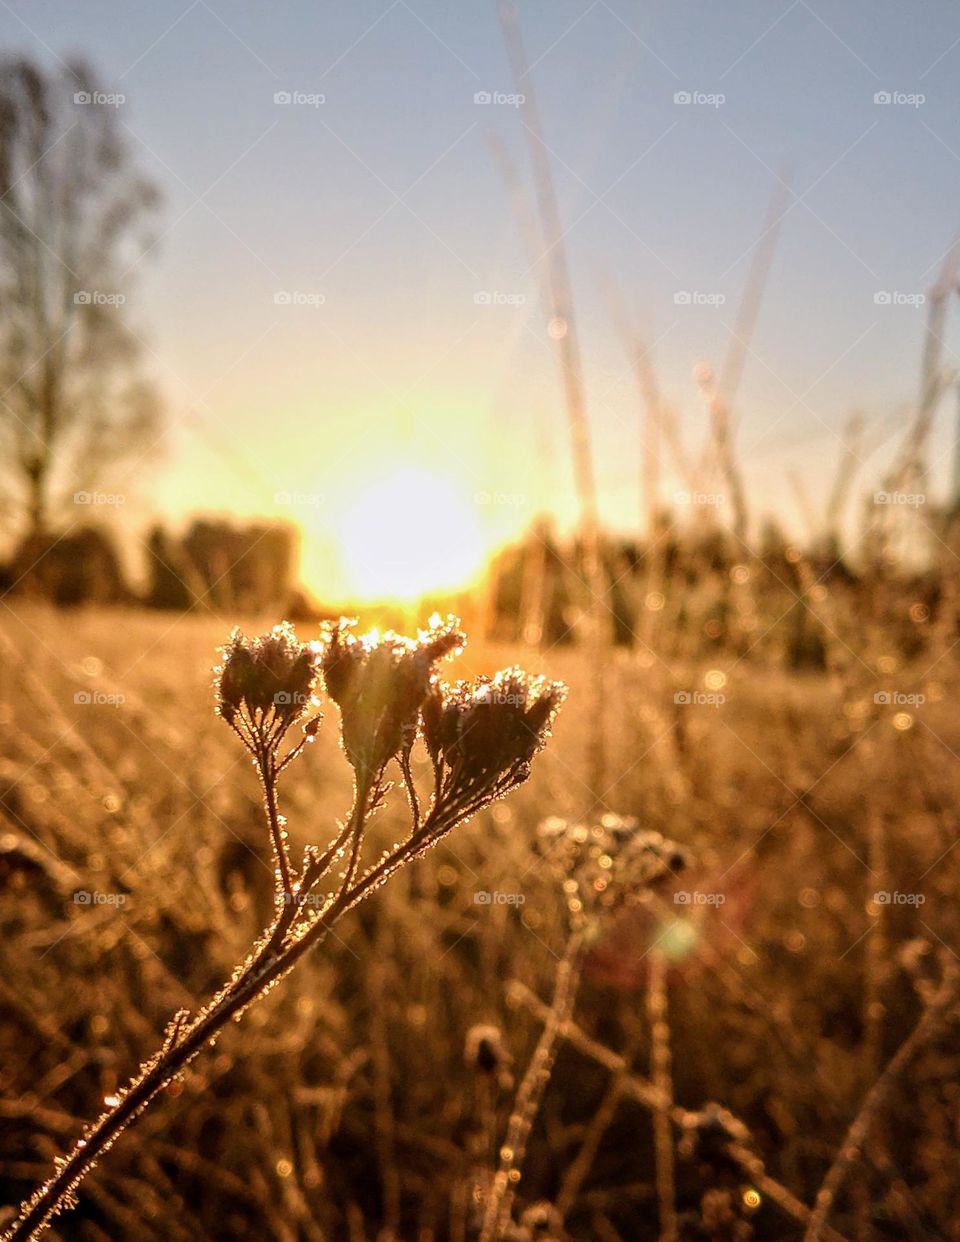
[336,467,485,602]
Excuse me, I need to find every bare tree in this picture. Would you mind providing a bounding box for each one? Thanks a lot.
[0,57,162,538]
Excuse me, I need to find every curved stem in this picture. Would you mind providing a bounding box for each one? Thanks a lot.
[4,763,497,1239]
[3,785,376,1242]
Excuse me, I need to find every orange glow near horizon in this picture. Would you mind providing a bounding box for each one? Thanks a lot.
[328,466,486,603]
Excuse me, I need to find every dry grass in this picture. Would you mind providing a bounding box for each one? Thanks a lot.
[1,596,959,1240]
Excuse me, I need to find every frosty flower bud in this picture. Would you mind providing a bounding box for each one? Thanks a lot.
[537,812,687,930]
[215,623,321,744]
[321,616,464,780]
[424,669,566,802]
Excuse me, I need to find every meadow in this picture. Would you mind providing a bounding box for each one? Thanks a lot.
[1,559,958,1241]
[1,5,959,1239]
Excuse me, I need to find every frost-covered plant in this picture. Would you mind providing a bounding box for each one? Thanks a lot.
[3,617,564,1241]
[537,811,688,936]
[477,814,686,1242]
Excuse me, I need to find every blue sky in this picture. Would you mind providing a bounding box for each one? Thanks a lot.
[3,1,960,589]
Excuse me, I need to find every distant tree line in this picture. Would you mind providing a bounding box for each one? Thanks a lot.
[1,519,305,616]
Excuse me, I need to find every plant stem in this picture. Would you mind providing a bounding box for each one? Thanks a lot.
[5,783,474,1241]
[257,749,293,903]
[647,948,677,1242]
[478,931,583,1242]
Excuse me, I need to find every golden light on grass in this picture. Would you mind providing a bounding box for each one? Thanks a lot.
[336,466,485,602]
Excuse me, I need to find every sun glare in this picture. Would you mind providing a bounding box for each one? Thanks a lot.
[337,467,485,602]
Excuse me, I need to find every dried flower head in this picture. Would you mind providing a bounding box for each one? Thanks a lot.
[321,616,464,781]
[423,669,566,815]
[537,812,687,932]
[215,623,321,749]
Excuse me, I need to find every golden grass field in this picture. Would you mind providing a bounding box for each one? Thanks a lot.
[2,596,959,1241]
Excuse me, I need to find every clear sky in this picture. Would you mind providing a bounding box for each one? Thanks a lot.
[3,1,960,596]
